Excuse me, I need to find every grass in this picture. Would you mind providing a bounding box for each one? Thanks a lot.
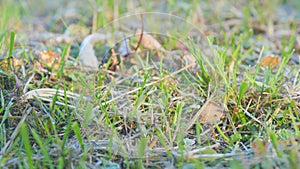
[0,0,300,168]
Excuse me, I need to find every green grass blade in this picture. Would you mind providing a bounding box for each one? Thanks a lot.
[0,98,14,127]
[7,31,15,70]
[72,122,84,150]
[268,130,282,158]
[20,124,34,168]
[238,81,248,105]
[31,129,54,169]
[62,115,73,150]
[57,157,64,169]
[214,122,230,143]
[138,136,147,158]
[58,43,70,78]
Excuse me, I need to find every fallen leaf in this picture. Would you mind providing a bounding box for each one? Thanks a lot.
[135,29,164,51]
[37,51,61,70]
[79,33,109,71]
[261,56,281,68]
[185,101,224,131]
[11,58,24,67]
[200,102,224,123]
[0,58,24,71]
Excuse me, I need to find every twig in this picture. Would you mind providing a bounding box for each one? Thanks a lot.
[134,14,144,52]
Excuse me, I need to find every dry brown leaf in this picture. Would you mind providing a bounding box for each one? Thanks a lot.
[0,58,24,71]
[200,102,224,123]
[33,51,63,73]
[135,29,163,50]
[185,101,224,131]
[37,51,61,70]
[261,56,281,68]
[11,58,24,67]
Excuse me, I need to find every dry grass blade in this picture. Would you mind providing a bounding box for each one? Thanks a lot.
[185,151,253,159]
[2,1,299,168]
[102,63,196,105]
[0,115,21,119]
[22,73,35,94]
[24,88,86,100]
[172,143,220,159]
[241,100,262,125]
[23,88,90,111]
[0,107,32,155]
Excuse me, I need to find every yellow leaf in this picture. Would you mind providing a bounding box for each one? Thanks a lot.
[37,51,61,70]
[0,58,24,71]
[261,56,281,68]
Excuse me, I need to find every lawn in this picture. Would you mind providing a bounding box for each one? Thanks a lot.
[0,0,300,168]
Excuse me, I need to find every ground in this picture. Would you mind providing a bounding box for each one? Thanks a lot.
[0,0,300,168]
